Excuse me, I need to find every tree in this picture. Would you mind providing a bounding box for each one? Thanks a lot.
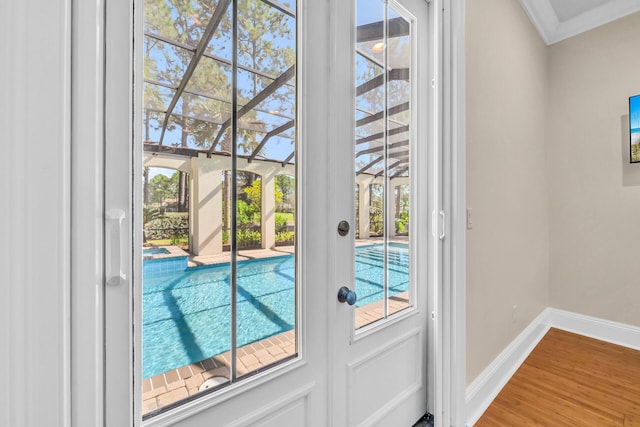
[145,0,296,245]
[149,173,178,211]
[275,175,294,211]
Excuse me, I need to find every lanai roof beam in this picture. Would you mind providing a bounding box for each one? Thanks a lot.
[145,78,294,121]
[356,68,409,97]
[207,64,296,156]
[356,139,408,157]
[156,0,232,147]
[260,0,295,18]
[145,31,295,90]
[249,120,295,163]
[357,17,410,43]
[356,101,410,127]
[356,124,409,145]
[357,156,384,175]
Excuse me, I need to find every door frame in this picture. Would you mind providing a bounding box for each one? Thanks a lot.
[441,1,467,426]
[68,0,467,426]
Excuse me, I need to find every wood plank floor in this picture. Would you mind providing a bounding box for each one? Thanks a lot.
[476,328,640,426]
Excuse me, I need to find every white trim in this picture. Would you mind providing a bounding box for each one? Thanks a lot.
[2,0,72,425]
[432,1,467,426]
[547,308,640,351]
[517,0,558,45]
[70,0,106,425]
[465,310,551,427]
[465,307,640,426]
[448,0,466,425]
[519,0,640,45]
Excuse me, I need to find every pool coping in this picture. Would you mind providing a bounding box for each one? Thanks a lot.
[142,330,297,414]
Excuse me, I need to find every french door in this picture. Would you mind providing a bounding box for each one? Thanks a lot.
[103,0,439,425]
[329,0,434,425]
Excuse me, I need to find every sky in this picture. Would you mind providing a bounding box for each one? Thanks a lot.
[144,0,296,163]
[631,94,640,131]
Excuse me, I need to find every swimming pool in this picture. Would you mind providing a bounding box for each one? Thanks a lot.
[143,247,170,256]
[143,243,408,379]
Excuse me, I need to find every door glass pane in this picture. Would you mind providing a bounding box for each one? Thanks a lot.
[141,0,297,417]
[354,0,411,329]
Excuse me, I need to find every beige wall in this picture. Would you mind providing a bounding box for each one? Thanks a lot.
[466,0,550,384]
[547,13,640,327]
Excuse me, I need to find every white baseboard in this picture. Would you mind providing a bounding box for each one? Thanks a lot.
[547,307,640,351]
[465,309,551,426]
[465,307,640,426]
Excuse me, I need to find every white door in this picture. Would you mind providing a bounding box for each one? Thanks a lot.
[329,0,435,425]
[103,0,437,425]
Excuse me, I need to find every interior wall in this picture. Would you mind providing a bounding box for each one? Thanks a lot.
[547,12,640,327]
[466,0,550,384]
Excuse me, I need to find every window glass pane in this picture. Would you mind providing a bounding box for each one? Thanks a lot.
[233,0,297,380]
[141,0,297,417]
[354,0,411,330]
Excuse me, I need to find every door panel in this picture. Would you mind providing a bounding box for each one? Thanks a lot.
[347,329,422,426]
[105,0,435,424]
[331,0,433,424]
[106,0,331,425]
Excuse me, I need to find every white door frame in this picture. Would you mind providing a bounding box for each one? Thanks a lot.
[67,0,467,426]
[70,0,107,425]
[429,1,467,426]
[440,1,466,426]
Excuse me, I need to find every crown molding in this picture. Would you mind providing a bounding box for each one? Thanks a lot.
[519,0,640,45]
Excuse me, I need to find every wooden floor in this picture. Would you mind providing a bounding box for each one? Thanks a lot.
[476,328,640,426]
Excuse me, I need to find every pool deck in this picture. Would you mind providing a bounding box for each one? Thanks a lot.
[142,237,410,415]
[142,330,297,415]
[142,290,410,415]
[186,236,408,268]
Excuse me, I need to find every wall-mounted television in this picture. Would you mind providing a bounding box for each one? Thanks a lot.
[631,94,640,163]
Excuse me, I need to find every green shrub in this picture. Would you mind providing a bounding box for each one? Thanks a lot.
[236,228,261,246]
[169,235,188,245]
[275,212,289,230]
[276,231,295,243]
[396,210,409,233]
[145,213,189,240]
[236,200,257,226]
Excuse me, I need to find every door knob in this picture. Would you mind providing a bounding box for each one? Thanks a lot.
[337,286,357,305]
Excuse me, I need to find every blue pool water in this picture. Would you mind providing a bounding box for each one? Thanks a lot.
[143,247,170,255]
[143,243,408,379]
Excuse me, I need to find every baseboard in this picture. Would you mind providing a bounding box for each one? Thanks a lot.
[547,308,640,351]
[465,309,551,426]
[465,307,640,426]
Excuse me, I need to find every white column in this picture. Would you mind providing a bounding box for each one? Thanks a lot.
[262,171,276,249]
[387,183,396,237]
[358,181,370,239]
[192,153,223,255]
